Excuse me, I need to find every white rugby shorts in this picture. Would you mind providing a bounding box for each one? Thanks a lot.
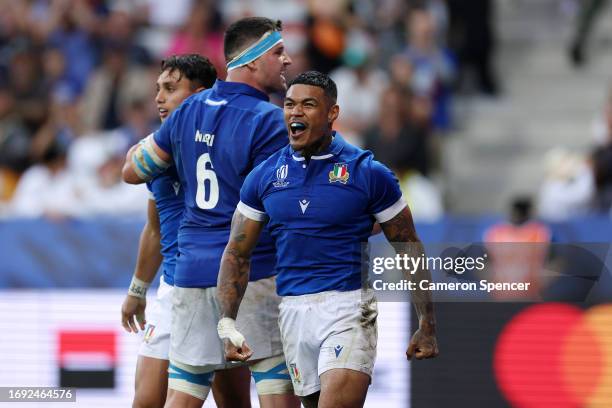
[139,275,174,360]
[170,275,283,368]
[279,289,378,396]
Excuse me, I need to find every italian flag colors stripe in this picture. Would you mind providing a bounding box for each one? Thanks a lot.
[334,165,347,178]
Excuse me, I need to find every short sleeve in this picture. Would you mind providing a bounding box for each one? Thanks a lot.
[238,164,268,222]
[153,110,174,154]
[368,160,405,223]
[250,108,288,167]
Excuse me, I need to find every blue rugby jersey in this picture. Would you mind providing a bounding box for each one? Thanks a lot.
[154,80,287,287]
[146,166,183,286]
[238,133,406,296]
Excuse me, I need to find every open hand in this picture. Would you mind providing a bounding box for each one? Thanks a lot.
[121,295,146,333]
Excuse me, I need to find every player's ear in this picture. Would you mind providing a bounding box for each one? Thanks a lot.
[245,60,258,72]
[328,103,339,125]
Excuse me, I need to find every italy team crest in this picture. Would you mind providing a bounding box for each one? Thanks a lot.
[144,325,155,343]
[329,163,349,184]
[289,363,301,383]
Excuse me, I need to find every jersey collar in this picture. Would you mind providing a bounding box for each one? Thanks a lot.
[290,131,345,162]
[212,79,270,101]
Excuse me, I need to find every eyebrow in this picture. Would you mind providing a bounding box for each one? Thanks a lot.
[284,97,318,104]
[157,78,179,87]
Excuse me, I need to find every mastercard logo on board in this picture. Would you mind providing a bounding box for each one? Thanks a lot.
[494,303,612,408]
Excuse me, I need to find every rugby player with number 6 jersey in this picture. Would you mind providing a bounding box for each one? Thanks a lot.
[217,71,439,408]
[123,17,299,408]
[120,54,254,408]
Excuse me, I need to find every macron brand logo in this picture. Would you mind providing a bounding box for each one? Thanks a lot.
[172,181,180,196]
[334,345,343,358]
[195,130,215,146]
[299,200,310,214]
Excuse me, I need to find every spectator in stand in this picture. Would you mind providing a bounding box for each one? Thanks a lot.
[9,134,81,218]
[79,40,152,132]
[537,148,594,221]
[364,86,430,176]
[402,7,455,131]
[305,0,349,73]
[568,0,609,67]
[591,89,612,213]
[446,0,499,95]
[484,197,551,300]
[41,0,104,95]
[104,6,152,66]
[330,29,388,146]
[363,85,443,221]
[6,41,49,137]
[165,0,225,76]
[78,137,149,216]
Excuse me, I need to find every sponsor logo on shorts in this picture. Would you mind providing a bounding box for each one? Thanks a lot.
[144,325,155,343]
[289,363,301,384]
[334,345,343,358]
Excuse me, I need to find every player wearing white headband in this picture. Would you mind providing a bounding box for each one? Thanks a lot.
[123,17,299,408]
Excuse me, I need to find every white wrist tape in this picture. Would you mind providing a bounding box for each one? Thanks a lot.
[128,276,150,299]
[217,317,246,348]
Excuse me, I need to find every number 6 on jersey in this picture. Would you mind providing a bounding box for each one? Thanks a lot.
[196,153,219,209]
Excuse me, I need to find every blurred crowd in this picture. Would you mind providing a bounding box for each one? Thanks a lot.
[0,0,499,220]
[537,87,612,221]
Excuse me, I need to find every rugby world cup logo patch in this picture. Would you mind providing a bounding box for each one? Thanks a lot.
[273,164,290,188]
[329,163,349,184]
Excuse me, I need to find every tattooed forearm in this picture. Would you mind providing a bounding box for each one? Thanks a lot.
[381,207,436,329]
[217,210,264,320]
[218,247,251,319]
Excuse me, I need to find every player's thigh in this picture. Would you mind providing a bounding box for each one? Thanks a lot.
[211,365,252,408]
[134,355,169,408]
[318,368,370,408]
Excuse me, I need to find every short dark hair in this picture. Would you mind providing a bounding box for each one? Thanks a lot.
[160,54,217,89]
[288,71,337,103]
[224,17,282,62]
